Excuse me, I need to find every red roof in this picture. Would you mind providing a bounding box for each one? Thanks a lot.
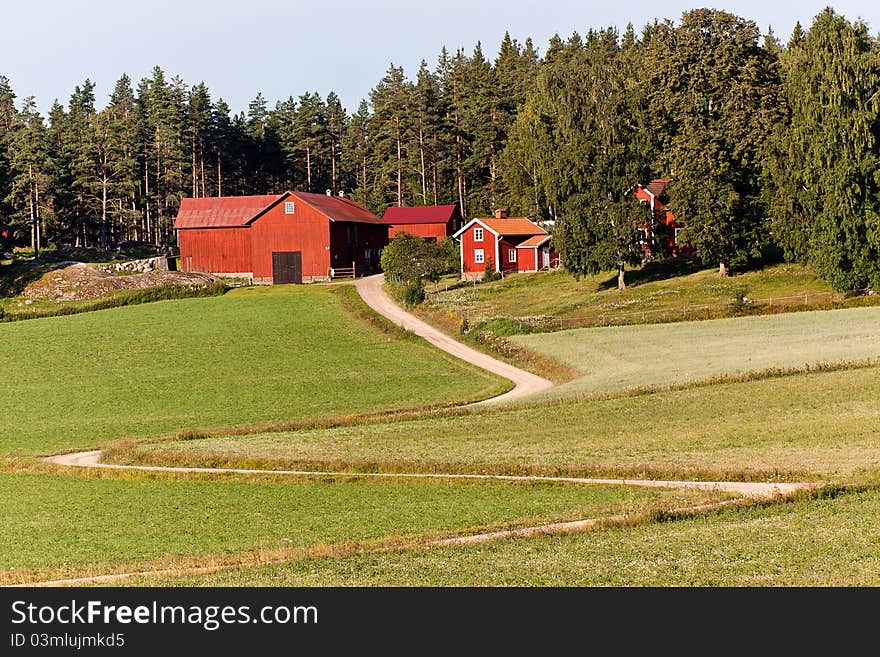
[517,234,551,248]
[292,192,385,225]
[174,194,286,229]
[645,179,670,198]
[479,217,547,237]
[382,204,459,225]
[174,192,383,229]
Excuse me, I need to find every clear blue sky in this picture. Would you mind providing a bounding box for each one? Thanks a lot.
[3,1,878,116]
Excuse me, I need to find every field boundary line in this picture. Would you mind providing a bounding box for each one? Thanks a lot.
[45,450,822,498]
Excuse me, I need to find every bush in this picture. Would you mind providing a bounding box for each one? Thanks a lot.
[483,260,502,282]
[387,279,425,307]
[381,233,450,282]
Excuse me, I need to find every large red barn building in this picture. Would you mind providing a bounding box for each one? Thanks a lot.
[454,210,558,280]
[174,191,388,283]
[381,204,463,242]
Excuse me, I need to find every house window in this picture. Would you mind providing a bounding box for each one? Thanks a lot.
[508,249,517,263]
[473,227,484,242]
[674,228,682,245]
[637,228,649,245]
[474,249,485,264]
[284,201,295,214]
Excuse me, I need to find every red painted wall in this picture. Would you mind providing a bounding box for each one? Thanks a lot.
[178,227,252,274]
[329,222,387,272]
[250,201,331,280]
[388,223,449,241]
[460,223,496,273]
[499,238,523,273]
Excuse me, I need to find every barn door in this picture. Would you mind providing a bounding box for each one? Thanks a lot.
[272,251,302,284]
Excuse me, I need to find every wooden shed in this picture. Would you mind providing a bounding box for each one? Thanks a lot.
[174,192,388,283]
[381,204,463,242]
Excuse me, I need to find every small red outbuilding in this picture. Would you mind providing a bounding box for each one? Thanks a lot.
[381,204,463,242]
[174,192,388,283]
[453,210,559,280]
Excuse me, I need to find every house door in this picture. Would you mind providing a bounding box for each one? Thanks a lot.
[272,251,302,284]
[542,248,550,269]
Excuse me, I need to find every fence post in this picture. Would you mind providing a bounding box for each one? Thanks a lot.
[559,317,564,330]
[804,293,808,305]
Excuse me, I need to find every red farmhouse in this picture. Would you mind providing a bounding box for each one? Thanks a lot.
[453,210,558,280]
[174,192,388,284]
[382,204,463,242]
[633,179,693,257]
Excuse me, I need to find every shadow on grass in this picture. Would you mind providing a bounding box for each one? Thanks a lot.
[597,257,704,291]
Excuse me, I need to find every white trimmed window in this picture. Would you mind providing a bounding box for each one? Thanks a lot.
[674,227,682,245]
[474,249,485,264]
[285,201,296,214]
[473,227,484,242]
[508,249,517,263]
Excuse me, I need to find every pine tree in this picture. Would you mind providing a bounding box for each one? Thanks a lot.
[0,76,18,245]
[6,97,52,254]
[325,92,348,195]
[369,65,411,207]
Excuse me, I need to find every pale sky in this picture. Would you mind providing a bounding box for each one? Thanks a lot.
[3,1,879,115]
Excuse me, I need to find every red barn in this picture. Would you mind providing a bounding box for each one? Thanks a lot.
[174,191,388,283]
[633,179,694,257]
[453,210,559,280]
[382,204,463,242]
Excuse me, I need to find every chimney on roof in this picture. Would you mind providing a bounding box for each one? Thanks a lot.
[326,189,332,196]
[494,209,508,219]
[338,190,345,197]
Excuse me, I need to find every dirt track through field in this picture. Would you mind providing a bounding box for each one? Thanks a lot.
[26,278,824,586]
[354,274,553,403]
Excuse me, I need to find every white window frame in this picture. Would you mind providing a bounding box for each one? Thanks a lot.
[674,227,682,245]
[284,201,296,215]
[508,248,517,263]
[473,227,484,242]
[474,249,485,264]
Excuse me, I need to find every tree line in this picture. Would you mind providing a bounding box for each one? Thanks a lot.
[1,7,878,291]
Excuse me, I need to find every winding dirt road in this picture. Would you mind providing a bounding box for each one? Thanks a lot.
[354,274,553,404]
[28,277,824,586]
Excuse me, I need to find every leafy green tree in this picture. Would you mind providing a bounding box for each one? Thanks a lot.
[380,232,449,282]
[766,9,880,290]
[645,9,784,276]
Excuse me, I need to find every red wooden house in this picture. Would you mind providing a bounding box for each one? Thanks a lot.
[381,204,463,241]
[633,179,693,257]
[174,191,388,283]
[453,210,559,280]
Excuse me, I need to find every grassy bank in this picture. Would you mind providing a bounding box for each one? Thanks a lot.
[0,284,505,455]
[111,365,880,483]
[0,469,725,580]
[131,486,880,586]
[513,305,880,397]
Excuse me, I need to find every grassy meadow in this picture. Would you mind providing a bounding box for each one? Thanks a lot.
[132,487,880,587]
[114,364,880,482]
[513,306,880,397]
[0,469,727,580]
[0,285,505,455]
[423,263,873,329]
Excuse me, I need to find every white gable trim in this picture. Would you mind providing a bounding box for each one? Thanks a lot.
[452,218,500,240]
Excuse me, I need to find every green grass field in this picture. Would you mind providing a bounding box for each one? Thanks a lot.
[512,306,880,397]
[0,470,725,578]
[117,365,880,482]
[0,285,504,455]
[131,487,880,586]
[424,263,859,328]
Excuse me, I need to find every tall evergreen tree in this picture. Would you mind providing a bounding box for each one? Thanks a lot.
[645,9,784,276]
[766,9,880,290]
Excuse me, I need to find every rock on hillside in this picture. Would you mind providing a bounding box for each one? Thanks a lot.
[21,262,220,302]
